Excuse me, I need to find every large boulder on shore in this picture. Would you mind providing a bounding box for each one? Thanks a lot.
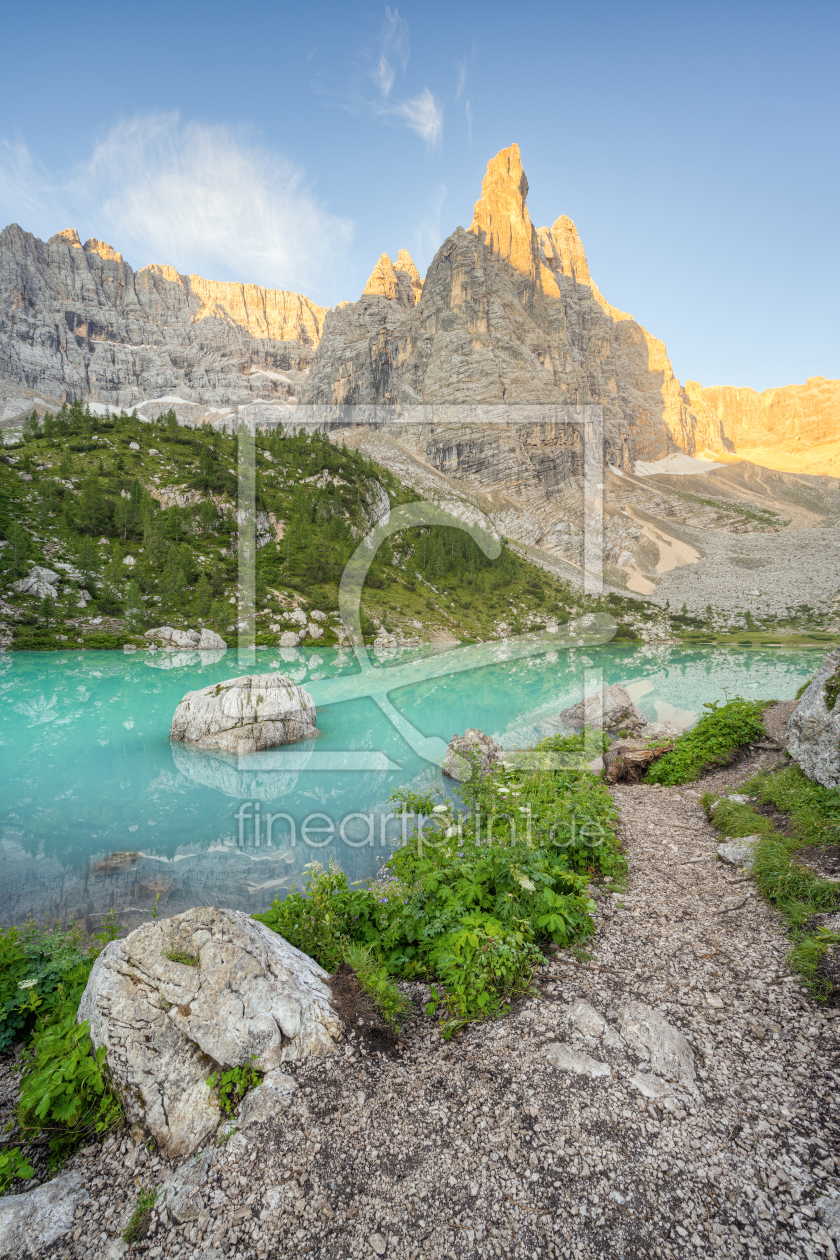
[558,683,647,732]
[77,907,343,1158]
[170,673,317,753]
[787,650,840,788]
[145,625,227,650]
[442,728,504,780]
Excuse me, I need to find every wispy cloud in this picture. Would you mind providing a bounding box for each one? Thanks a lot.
[375,7,410,99]
[320,7,443,151]
[0,115,353,297]
[454,43,479,100]
[388,89,443,149]
[465,100,474,145]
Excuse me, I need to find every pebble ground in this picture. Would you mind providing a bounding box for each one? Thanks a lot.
[17,772,840,1260]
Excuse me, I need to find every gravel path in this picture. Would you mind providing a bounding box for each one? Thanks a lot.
[20,782,840,1260]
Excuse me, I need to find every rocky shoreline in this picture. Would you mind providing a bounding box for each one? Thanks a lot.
[3,758,838,1260]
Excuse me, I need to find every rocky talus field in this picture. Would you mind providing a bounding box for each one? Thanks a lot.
[3,755,838,1260]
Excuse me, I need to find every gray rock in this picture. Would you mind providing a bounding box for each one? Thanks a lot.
[0,1170,86,1255]
[279,631,300,647]
[198,628,227,650]
[163,1150,213,1223]
[11,565,59,600]
[169,673,317,753]
[816,1195,840,1244]
[559,684,647,733]
[442,728,504,781]
[146,625,201,648]
[617,1001,695,1087]
[628,1071,682,1113]
[237,1068,299,1126]
[567,998,625,1051]
[787,650,840,788]
[369,1233,387,1257]
[77,907,343,1158]
[716,835,761,872]
[544,1042,611,1078]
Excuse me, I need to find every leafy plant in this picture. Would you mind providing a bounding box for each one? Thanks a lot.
[257,753,621,1036]
[206,1057,262,1116]
[0,919,89,1053]
[644,697,766,785]
[0,1146,35,1193]
[17,1007,123,1170]
[122,1186,159,1245]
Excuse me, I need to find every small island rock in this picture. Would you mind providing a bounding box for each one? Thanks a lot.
[442,728,504,780]
[170,673,317,753]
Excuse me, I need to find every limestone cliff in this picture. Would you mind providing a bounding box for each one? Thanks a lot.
[301,144,711,466]
[686,377,840,477]
[0,223,328,420]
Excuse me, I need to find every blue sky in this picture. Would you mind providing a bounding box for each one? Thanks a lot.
[1,0,838,391]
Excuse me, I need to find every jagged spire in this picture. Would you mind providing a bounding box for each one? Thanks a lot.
[362,250,422,308]
[468,143,537,280]
[362,253,400,300]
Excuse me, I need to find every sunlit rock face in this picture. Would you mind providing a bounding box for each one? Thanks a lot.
[301,143,707,466]
[686,377,840,477]
[0,224,327,418]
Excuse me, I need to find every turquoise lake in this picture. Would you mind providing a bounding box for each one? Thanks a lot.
[0,641,820,931]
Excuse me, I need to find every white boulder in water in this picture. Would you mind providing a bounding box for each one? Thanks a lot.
[559,683,647,732]
[145,625,226,650]
[170,673,317,753]
[442,728,504,780]
[77,907,343,1158]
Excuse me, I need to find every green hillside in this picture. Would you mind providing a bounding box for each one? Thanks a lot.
[0,404,648,651]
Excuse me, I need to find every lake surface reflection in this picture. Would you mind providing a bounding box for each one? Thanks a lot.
[0,641,819,930]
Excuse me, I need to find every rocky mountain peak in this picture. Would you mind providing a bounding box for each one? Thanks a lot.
[362,252,399,300]
[468,142,538,282]
[538,216,591,285]
[82,237,123,263]
[48,228,82,248]
[361,249,422,309]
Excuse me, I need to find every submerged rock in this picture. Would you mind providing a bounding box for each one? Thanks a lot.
[170,673,317,753]
[442,728,504,780]
[558,684,647,732]
[787,650,840,788]
[77,907,343,1158]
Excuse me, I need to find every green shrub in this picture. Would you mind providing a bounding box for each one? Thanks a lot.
[705,763,840,997]
[257,754,622,1036]
[645,697,766,785]
[17,1006,123,1170]
[0,919,89,1052]
[1,917,124,1170]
